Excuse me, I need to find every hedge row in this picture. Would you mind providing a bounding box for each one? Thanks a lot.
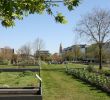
[66,68,110,93]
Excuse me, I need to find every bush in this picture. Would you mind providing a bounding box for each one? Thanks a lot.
[86,65,95,72]
[103,70,110,76]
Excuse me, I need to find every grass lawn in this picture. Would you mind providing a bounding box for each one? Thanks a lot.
[0,71,38,87]
[41,64,110,100]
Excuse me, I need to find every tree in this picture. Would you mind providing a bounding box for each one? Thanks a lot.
[86,44,100,62]
[33,37,44,60]
[72,45,81,60]
[17,43,31,61]
[62,51,74,61]
[76,8,110,69]
[0,47,14,61]
[0,0,80,27]
[51,53,62,63]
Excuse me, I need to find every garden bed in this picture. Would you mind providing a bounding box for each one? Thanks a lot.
[0,71,38,88]
[0,70,42,100]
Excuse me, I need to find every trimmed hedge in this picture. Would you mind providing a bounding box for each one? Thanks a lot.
[66,68,110,93]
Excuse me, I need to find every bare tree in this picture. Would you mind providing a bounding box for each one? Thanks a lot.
[33,38,45,59]
[17,43,31,60]
[0,46,14,61]
[76,8,110,70]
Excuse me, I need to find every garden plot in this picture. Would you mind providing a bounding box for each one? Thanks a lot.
[0,71,38,88]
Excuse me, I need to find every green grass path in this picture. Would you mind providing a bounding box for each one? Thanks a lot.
[41,64,110,100]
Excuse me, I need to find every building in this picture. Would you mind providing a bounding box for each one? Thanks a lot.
[63,44,88,54]
[59,43,63,55]
[61,44,89,61]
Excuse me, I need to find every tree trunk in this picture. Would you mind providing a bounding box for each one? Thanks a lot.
[99,44,102,70]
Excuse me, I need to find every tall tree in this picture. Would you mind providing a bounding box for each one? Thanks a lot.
[0,47,14,61]
[0,0,80,27]
[33,37,44,59]
[76,8,110,69]
[17,43,31,60]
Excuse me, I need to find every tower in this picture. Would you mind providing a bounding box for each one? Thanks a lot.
[59,43,63,55]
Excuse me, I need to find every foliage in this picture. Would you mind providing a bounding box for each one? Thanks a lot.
[103,70,110,77]
[86,44,99,59]
[86,65,95,72]
[51,53,62,63]
[0,0,80,27]
[86,43,110,62]
[62,51,74,61]
[67,68,110,93]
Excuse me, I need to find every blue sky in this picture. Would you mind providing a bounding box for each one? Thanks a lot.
[0,0,110,53]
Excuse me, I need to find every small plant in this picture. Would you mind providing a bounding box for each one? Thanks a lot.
[103,70,110,76]
[18,71,34,77]
[23,71,34,76]
[86,65,95,72]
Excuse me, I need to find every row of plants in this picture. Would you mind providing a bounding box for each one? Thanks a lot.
[86,65,110,77]
[66,68,110,93]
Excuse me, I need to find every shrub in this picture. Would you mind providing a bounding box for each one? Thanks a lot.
[86,65,95,72]
[103,70,110,76]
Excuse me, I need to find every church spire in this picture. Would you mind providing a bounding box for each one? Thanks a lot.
[59,43,63,55]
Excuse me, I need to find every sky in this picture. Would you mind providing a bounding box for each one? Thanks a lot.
[0,0,110,54]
